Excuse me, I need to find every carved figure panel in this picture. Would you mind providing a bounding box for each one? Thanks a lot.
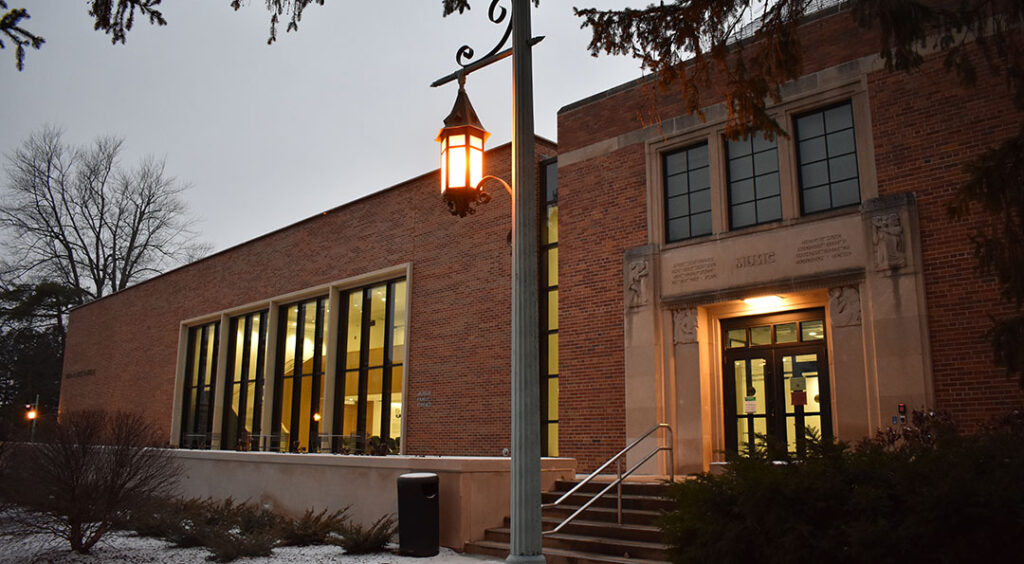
[627,260,650,308]
[871,213,907,271]
[828,286,862,327]
[673,308,698,344]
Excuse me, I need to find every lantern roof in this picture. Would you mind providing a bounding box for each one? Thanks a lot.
[437,81,490,142]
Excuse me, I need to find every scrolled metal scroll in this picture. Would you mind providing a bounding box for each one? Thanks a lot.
[455,0,513,68]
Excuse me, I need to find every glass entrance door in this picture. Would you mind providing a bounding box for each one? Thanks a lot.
[723,309,832,456]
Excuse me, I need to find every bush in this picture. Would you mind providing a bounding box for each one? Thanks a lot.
[336,514,396,554]
[7,410,180,554]
[659,410,1024,564]
[278,507,350,546]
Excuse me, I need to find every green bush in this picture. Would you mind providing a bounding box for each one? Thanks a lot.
[278,507,349,546]
[336,514,396,554]
[659,410,1024,564]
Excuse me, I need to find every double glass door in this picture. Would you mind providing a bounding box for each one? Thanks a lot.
[722,309,832,456]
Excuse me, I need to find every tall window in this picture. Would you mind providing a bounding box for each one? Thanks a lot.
[796,101,860,213]
[273,297,328,453]
[222,310,267,451]
[540,160,559,457]
[333,278,406,454]
[727,132,781,228]
[664,142,712,242]
[180,321,218,449]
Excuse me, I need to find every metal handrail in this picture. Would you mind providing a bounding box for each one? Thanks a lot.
[542,423,673,535]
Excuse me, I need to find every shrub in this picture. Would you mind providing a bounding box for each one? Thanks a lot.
[278,507,350,546]
[336,514,396,554]
[659,410,1024,564]
[8,410,180,554]
[199,500,281,562]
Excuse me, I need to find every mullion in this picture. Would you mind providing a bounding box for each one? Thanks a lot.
[310,299,325,452]
[356,289,373,451]
[380,283,395,441]
[290,303,306,452]
[332,294,350,450]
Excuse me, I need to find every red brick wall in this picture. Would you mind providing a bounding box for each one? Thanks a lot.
[60,140,558,455]
[556,8,1023,469]
[867,54,1024,426]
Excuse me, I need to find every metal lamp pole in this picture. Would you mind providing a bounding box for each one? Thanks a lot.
[433,1,543,561]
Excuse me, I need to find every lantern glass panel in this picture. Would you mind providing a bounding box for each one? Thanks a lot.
[448,146,467,188]
[440,147,448,192]
[470,135,483,149]
[449,134,465,147]
[469,145,483,188]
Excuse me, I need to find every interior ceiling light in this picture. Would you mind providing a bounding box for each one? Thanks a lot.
[743,295,785,308]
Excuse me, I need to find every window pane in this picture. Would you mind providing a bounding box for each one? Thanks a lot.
[730,178,755,204]
[667,194,689,218]
[691,212,712,237]
[801,161,829,188]
[729,156,753,180]
[547,333,559,376]
[826,129,855,156]
[824,103,853,132]
[832,179,860,207]
[796,112,824,138]
[390,366,404,441]
[755,172,780,200]
[803,186,830,213]
[690,188,711,214]
[752,132,776,153]
[664,151,688,175]
[548,290,559,330]
[727,137,752,157]
[799,137,826,163]
[547,423,559,457]
[543,205,558,244]
[547,377,559,420]
[391,281,407,363]
[668,218,690,241]
[756,197,782,223]
[547,247,559,286]
[830,154,858,182]
[689,166,710,190]
[368,286,387,367]
[750,326,771,346]
[346,291,362,370]
[283,306,297,378]
[732,202,756,228]
[801,320,825,341]
[775,322,798,343]
[689,144,709,168]
[753,148,778,175]
[666,174,687,198]
[727,329,747,348]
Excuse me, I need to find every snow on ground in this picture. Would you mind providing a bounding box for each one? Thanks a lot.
[0,529,500,564]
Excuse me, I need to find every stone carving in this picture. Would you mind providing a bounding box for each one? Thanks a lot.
[673,308,698,344]
[828,286,862,327]
[871,213,907,270]
[627,260,650,307]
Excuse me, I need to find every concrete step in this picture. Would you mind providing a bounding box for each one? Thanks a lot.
[464,539,671,564]
[543,503,664,526]
[542,490,675,512]
[484,527,670,561]
[532,516,663,543]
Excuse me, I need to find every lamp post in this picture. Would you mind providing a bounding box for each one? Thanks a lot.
[26,393,39,443]
[433,1,544,561]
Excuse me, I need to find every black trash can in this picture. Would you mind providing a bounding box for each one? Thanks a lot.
[397,472,439,557]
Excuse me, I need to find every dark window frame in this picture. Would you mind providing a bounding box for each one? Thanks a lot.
[726,132,782,229]
[272,296,328,453]
[221,310,268,451]
[795,100,861,215]
[663,142,713,243]
[180,321,218,449]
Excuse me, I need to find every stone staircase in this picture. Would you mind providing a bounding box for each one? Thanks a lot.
[464,479,673,563]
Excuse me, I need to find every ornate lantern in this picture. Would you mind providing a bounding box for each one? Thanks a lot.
[437,76,491,217]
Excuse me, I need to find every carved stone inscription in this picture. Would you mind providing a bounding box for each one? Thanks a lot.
[670,257,717,288]
[736,252,776,269]
[796,234,853,265]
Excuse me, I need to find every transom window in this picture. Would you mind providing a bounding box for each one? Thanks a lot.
[664,142,712,242]
[727,132,781,228]
[796,101,860,213]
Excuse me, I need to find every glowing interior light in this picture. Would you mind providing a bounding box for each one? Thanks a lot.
[743,295,785,308]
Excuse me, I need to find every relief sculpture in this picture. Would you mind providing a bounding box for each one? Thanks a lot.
[828,286,862,327]
[673,308,698,344]
[627,260,650,307]
[872,213,907,270]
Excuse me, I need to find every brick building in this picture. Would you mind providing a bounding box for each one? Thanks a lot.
[61,5,1023,484]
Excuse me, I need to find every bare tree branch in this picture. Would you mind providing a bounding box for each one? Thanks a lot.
[1,127,208,299]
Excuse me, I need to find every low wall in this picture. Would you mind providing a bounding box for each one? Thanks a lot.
[170,451,576,551]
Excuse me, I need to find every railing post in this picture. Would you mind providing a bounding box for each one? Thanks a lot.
[616,457,623,525]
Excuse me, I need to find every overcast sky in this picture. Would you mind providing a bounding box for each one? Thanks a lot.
[1,1,648,254]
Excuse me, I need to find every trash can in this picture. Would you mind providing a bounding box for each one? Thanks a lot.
[397,472,439,557]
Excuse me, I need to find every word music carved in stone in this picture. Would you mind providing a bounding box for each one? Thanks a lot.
[828,286,862,327]
[673,308,698,344]
[872,213,907,270]
[627,259,650,307]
